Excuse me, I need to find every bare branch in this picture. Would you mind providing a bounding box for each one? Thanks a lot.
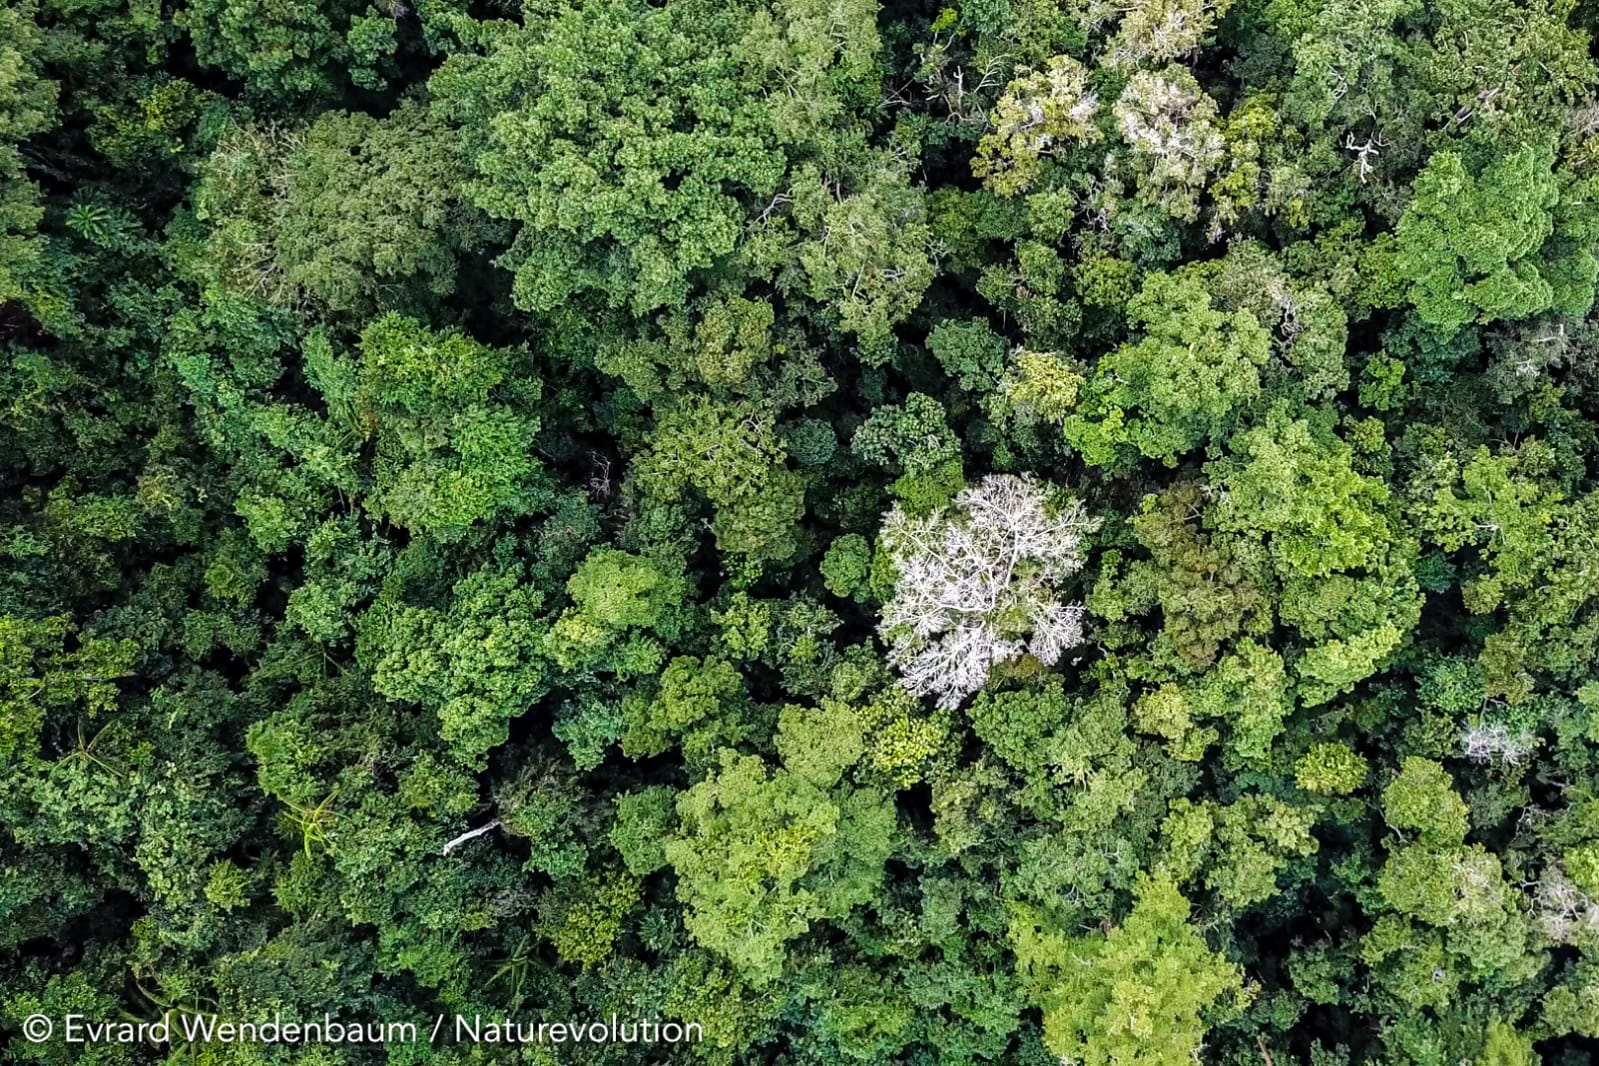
[441,818,503,856]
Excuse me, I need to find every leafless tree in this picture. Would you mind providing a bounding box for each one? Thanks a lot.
[1461,721,1535,766]
[1343,129,1387,185]
[878,474,1099,709]
[1531,865,1599,944]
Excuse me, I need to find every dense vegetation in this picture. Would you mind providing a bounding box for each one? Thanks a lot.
[4,0,1599,1061]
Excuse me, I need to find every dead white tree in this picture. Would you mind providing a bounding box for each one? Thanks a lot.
[877,474,1099,709]
[1530,865,1599,944]
[1343,129,1387,185]
[1461,722,1535,766]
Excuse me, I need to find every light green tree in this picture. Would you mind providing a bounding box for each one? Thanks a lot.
[1013,871,1247,1066]
[973,55,1101,197]
[664,704,894,984]
[1064,269,1272,466]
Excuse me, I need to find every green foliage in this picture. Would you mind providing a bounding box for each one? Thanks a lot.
[270,103,497,313]
[538,869,641,966]
[1064,268,1272,465]
[1161,795,1317,909]
[1383,757,1470,844]
[0,615,136,766]
[926,317,1009,393]
[362,561,549,765]
[11,0,1599,1061]
[432,0,892,317]
[633,397,808,563]
[547,547,688,673]
[610,786,678,876]
[1294,742,1367,795]
[1478,1021,1536,1066]
[0,0,54,307]
[664,705,894,984]
[851,392,965,505]
[435,0,778,314]
[1013,872,1247,1066]
[786,161,936,349]
[974,55,1101,197]
[821,534,872,600]
[622,654,747,766]
[355,316,545,538]
[177,0,360,98]
[1394,144,1599,336]
[1209,410,1394,579]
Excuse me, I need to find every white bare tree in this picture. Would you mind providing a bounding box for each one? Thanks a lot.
[877,474,1099,709]
[1530,865,1599,945]
[1461,718,1536,766]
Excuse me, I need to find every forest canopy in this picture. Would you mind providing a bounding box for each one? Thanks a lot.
[4,0,1599,1062]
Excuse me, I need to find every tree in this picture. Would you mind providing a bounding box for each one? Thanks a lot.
[785,160,936,350]
[1113,67,1226,222]
[429,0,886,317]
[1393,144,1599,336]
[1097,0,1237,68]
[926,317,1010,394]
[1161,794,1317,909]
[1382,757,1470,845]
[621,654,749,769]
[544,547,690,675]
[1013,871,1247,1066]
[1294,742,1368,795]
[177,0,360,98]
[631,397,808,564]
[821,534,872,600]
[347,315,547,540]
[1064,268,1272,465]
[360,561,549,766]
[1413,443,1599,699]
[0,0,54,308]
[196,103,502,314]
[877,474,1099,709]
[664,704,894,984]
[1208,410,1396,579]
[851,392,965,507]
[1114,482,1271,672]
[973,55,1101,197]
[537,869,640,967]
[431,0,769,314]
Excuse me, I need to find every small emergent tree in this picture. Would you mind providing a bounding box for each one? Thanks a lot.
[877,474,1099,709]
